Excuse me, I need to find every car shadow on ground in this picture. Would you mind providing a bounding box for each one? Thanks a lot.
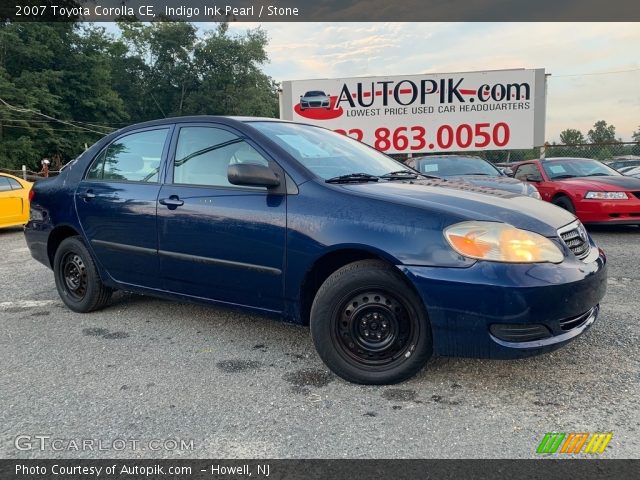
[586,224,639,234]
[0,226,25,236]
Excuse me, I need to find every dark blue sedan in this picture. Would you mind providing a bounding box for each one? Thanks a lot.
[25,116,607,384]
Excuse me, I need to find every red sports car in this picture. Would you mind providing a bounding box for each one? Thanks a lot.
[512,157,640,225]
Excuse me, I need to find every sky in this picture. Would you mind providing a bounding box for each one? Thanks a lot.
[222,22,639,141]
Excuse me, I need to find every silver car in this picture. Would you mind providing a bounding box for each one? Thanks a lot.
[300,90,331,110]
[406,155,542,199]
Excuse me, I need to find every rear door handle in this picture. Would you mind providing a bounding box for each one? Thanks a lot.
[159,196,184,208]
[78,190,96,201]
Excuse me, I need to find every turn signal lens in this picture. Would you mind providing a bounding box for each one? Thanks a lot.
[444,221,564,263]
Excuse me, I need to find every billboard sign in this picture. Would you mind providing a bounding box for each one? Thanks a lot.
[280,68,546,154]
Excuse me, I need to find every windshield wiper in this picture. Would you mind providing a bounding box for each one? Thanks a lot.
[584,173,611,177]
[463,172,491,176]
[326,173,379,184]
[380,169,442,180]
[379,169,419,179]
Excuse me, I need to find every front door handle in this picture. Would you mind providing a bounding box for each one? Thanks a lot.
[159,196,184,208]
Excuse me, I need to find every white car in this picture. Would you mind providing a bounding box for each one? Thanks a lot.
[299,91,331,110]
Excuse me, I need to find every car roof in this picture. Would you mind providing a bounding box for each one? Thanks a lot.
[109,115,293,137]
[511,157,603,166]
[542,157,599,161]
[0,172,31,184]
[414,155,485,161]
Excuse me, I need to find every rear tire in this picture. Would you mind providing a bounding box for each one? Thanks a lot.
[310,260,433,384]
[552,195,576,214]
[53,236,113,313]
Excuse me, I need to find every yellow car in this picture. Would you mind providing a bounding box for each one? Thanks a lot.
[0,172,33,229]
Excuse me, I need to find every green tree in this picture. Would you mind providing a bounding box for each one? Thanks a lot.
[559,128,585,145]
[0,23,126,170]
[113,21,278,121]
[0,20,279,170]
[587,120,617,144]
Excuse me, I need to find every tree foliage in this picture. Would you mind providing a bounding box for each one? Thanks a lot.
[0,21,278,170]
[559,128,585,145]
[587,120,617,144]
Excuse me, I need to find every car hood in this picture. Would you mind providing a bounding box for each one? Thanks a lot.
[340,179,575,237]
[446,175,529,194]
[556,175,640,191]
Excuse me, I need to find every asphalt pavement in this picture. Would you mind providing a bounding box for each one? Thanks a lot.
[1,225,638,458]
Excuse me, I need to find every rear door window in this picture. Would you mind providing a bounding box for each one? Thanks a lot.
[7,178,23,190]
[0,177,12,192]
[86,128,169,182]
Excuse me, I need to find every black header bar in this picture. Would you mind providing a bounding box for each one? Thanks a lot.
[1,459,639,480]
[3,0,640,22]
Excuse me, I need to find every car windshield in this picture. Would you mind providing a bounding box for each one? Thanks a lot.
[541,159,621,179]
[610,160,640,171]
[304,91,325,97]
[250,122,410,180]
[415,156,500,177]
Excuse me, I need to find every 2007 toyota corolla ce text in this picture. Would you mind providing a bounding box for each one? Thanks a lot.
[25,117,607,384]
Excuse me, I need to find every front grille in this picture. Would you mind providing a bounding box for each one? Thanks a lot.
[558,221,590,260]
[559,309,593,331]
[309,101,322,107]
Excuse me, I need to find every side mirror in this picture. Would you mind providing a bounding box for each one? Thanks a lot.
[228,163,280,188]
[525,173,543,183]
[501,167,514,177]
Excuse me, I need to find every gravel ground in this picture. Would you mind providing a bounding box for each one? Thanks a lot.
[0,225,638,459]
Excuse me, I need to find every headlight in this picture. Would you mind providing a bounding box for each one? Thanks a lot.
[444,221,564,263]
[585,191,628,200]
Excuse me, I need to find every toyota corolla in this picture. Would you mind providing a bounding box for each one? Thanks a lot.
[25,117,607,384]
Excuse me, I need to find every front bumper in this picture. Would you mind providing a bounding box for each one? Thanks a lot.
[576,197,640,224]
[300,101,330,109]
[399,248,607,359]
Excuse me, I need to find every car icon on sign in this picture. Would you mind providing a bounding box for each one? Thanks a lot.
[300,91,331,110]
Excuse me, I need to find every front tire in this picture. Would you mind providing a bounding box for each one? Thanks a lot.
[552,195,576,214]
[310,260,433,384]
[53,236,113,313]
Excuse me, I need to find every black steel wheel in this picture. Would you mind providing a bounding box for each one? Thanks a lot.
[53,236,113,313]
[310,260,432,384]
[61,252,88,301]
[334,290,418,367]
